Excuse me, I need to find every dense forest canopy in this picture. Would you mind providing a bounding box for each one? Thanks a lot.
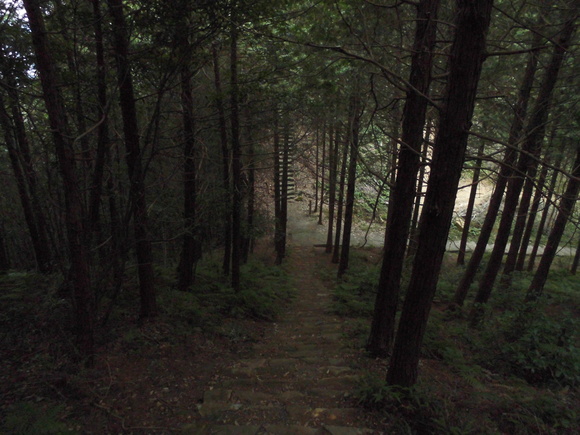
[1,0,580,398]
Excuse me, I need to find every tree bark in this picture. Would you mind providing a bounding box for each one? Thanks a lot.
[0,221,9,273]
[407,131,430,258]
[242,127,256,263]
[338,95,361,277]
[88,0,109,245]
[326,124,339,253]
[366,0,440,358]
[0,47,52,273]
[515,162,549,271]
[176,64,201,291]
[457,141,484,265]
[452,26,542,307]
[332,128,349,264]
[470,17,576,324]
[314,129,319,214]
[500,152,543,286]
[23,0,95,363]
[527,147,580,299]
[318,124,326,225]
[528,159,561,271]
[387,0,494,387]
[280,124,290,261]
[0,94,51,273]
[107,0,157,318]
[570,231,580,275]
[230,12,242,291]
[273,111,283,265]
[212,45,232,275]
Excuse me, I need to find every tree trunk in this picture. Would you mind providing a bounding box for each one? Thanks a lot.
[276,122,290,265]
[318,124,326,225]
[88,0,109,246]
[407,131,430,258]
[176,64,200,291]
[0,47,53,273]
[0,95,51,273]
[457,141,484,265]
[387,0,494,387]
[332,129,349,264]
[107,0,157,318]
[242,130,255,263]
[500,155,542,286]
[0,221,9,273]
[338,95,361,277]
[515,162,549,271]
[527,147,580,299]
[570,231,580,275]
[212,45,232,275]
[452,26,542,307]
[366,0,440,358]
[314,129,319,214]
[273,112,283,265]
[470,17,576,324]
[528,160,561,271]
[23,0,94,363]
[230,12,242,291]
[326,124,339,253]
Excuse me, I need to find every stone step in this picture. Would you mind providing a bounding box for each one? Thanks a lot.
[181,423,377,434]
[217,374,360,391]
[196,402,368,427]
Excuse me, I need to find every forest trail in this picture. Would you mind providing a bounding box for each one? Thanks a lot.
[185,245,382,433]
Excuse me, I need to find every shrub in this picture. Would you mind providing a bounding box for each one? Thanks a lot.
[477,303,580,387]
[2,402,78,434]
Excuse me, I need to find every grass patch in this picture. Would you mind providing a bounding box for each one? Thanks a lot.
[332,250,580,433]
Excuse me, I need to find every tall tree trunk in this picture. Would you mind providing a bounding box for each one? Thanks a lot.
[23,0,94,363]
[0,221,9,273]
[318,124,326,225]
[338,95,361,277]
[230,12,242,291]
[314,129,319,214]
[570,232,580,275]
[407,131,430,258]
[452,27,543,308]
[457,141,484,265]
[212,45,232,275]
[500,153,543,286]
[332,129,349,264]
[53,0,90,171]
[242,130,255,263]
[527,147,580,299]
[528,158,561,271]
[279,123,290,262]
[107,0,157,318]
[366,0,440,358]
[387,0,494,387]
[176,64,200,291]
[88,0,109,244]
[470,17,576,324]
[515,162,549,271]
[326,124,339,253]
[0,95,51,273]
[0,47,52,273]
[273,112,284,265]
[384,121,400,244]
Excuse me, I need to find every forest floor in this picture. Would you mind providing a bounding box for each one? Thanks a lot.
[1,199,579,433]
[1,202,387,434]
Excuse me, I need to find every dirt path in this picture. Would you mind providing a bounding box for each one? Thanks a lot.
[185,244,383,434]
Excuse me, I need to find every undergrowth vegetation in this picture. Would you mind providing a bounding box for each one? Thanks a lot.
[333,251,580,434]
[0,254,293,433]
